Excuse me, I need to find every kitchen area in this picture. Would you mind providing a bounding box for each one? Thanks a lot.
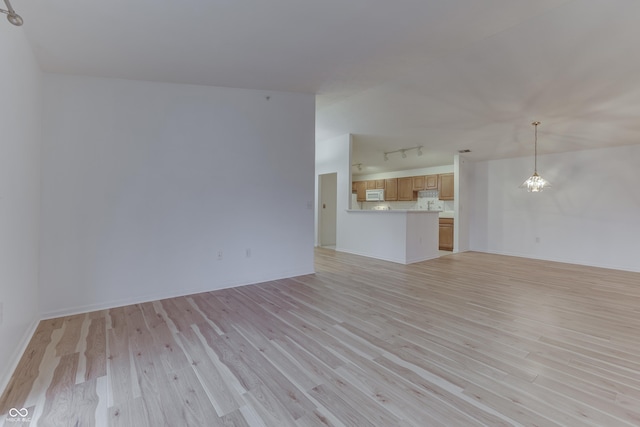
[342,171,456,264]
[315,134,465,266]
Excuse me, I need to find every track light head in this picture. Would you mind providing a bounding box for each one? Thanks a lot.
[401,150,407,158]
[417,146,423,156]
[384,153,389,161]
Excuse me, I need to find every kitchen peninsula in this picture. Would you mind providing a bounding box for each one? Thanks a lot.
[341,209,440,264]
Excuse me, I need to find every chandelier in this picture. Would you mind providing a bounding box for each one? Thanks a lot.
[520,121,550,192]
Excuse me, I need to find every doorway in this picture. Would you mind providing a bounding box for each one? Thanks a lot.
[318,173,337,248]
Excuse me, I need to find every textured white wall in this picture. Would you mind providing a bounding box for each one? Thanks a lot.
[0,27,42,392]
[39,75,315,317]
[470,144,640,272]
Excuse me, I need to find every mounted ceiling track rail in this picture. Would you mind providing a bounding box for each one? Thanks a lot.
[1,0,23,26]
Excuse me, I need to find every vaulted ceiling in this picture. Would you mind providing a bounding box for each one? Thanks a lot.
[18,0,640,174]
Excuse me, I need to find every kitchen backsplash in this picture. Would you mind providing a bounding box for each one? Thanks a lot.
[353,194,454,211]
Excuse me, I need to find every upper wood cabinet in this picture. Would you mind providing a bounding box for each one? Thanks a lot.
[385,178,398,201]
[412,176,426,191]
[354,181,367,202]
[438,173,454,200]
[398,177,415,201]
[425,175,438,190]
[363,180,385,190]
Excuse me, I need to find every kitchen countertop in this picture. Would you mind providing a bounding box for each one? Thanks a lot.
[347,209,454,218]
[346,209,440,213]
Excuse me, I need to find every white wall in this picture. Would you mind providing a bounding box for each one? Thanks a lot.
[39,74,315,318]
[470,144,640,272]
[0,27,42,392]
[454,154,473,252]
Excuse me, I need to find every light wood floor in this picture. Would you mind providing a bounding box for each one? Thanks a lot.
[2,249,640,426]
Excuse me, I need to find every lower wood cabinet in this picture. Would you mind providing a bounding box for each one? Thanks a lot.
[439,218,454,251]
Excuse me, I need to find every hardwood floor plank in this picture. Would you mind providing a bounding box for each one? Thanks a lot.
[106,328,135,407]
[308,384,377,427]
[85,317,107,381]
[162,366,220,427]
[108,397,151,427]
[176,327,243,416]
[39,353,80,427]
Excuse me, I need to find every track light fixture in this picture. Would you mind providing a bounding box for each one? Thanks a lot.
[383,145,423,161]
[352,163,363,171]
[1,0,23,26]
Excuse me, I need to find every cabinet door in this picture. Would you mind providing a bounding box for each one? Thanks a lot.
[398,177,415,201]
[412,176,426,191]
[355,181,367,202]
[425,175,438,190]
[375,179,385,189]
[385,178,398,201]
[439,218,454,251]
[366,180,377,190]
[438,173,454,200]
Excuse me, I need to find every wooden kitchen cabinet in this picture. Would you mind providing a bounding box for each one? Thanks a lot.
[439,218,454,251]
[385,178,398,201]
[366,180,377,190]
[438,173,454,200]
[425,174,438,190]
[412,176,426,191]
[398,177,415,201]
[354,181,367,202]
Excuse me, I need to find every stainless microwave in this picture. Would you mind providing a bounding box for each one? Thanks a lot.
[365,189,385,201]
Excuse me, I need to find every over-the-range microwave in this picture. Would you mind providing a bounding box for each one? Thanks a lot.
[365,189,385,201]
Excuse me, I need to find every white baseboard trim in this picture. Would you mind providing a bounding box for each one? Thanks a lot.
[476,249,640,273]
[0,317,39,397]
[40,267,315,320]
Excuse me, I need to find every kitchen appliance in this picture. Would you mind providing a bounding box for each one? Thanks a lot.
[365,189,385,201]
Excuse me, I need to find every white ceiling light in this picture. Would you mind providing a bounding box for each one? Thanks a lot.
[1,0,22,26]
[520,121,550,192]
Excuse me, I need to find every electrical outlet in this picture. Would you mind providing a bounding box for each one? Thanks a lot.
[535,237,540,243]
[246,248,251,258]
[217,251,223,260]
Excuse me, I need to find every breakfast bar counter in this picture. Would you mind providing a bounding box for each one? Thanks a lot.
[339,210,440,264]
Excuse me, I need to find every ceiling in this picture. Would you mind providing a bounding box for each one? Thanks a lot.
[17,0,640,175]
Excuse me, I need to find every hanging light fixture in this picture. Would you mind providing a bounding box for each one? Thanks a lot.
[1,0,23,26]
[520,121,550,192]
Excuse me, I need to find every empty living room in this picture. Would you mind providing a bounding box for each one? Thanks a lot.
[2,0,640,426]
